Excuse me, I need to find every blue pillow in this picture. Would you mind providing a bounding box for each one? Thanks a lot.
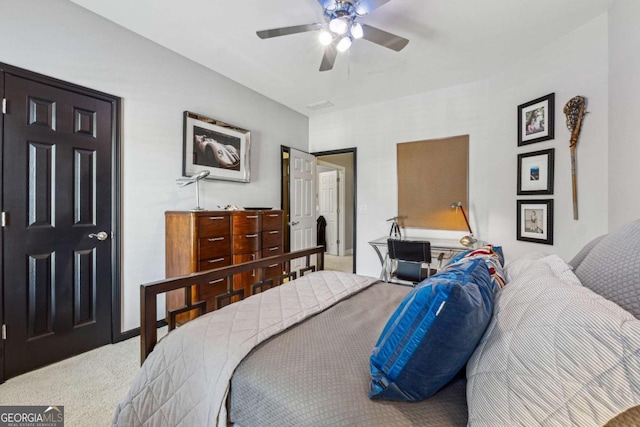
[369,258,494,401]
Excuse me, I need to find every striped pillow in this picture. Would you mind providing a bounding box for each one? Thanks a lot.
[444,244,506,292]
[466,255,640,426]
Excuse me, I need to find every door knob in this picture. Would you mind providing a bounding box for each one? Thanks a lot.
[289,221,299,226]
[89,231,109,241]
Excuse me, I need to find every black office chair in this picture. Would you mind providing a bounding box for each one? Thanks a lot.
[386,239,434,286]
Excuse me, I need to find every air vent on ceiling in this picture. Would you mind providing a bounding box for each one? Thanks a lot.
[306,100,334,111]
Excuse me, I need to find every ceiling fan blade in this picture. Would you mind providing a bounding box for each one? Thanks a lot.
[257,23,322,39]
[319,41,338,72]
[354,0,392,15]
[361,24,409,51]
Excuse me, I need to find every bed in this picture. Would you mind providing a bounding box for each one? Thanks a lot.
[113,220,640,426]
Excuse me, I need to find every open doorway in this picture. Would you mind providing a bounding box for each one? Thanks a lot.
[317,161,345,256]
[314,150,356,273]
[281,147,357,274]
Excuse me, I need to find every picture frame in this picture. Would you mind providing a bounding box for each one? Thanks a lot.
[183,111,251,183]
[517,148,554,195]
[517,93,555,146]
[517,199,554,245]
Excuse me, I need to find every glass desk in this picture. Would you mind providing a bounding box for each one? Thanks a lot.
[368,236,484,279]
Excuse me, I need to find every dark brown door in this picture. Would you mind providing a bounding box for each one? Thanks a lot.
[2,72,114,379]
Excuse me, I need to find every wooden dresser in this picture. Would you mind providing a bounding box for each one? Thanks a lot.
[165,209,284,320]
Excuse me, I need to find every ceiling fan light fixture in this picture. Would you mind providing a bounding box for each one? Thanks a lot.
[325,0,337,11]
[318,29,333,45]
[350,22,363,39]
[256,0,411,72]
[329,17,348,35]
[336,36,352,52]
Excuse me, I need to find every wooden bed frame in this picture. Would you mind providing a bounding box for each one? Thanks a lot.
[140,246,326,363]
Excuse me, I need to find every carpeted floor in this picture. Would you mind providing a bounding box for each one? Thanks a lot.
[0,328,166,426]
[324,254,353,273]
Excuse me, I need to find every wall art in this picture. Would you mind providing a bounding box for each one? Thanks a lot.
[517,93,555,146]
[517,148,554,195]
[183,111,250,182]
[517,199,554,245]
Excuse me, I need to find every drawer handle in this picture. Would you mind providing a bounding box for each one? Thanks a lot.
[268,263,279,268]
[267,214,278,217]
[246,215,259,219]
[209,278,224,284]
[208,237,225,242]
[208,258,225,264]
[269,247,279,251]
[208,216,225,220]
[251,254,256,277]
[246,234,258,238]
[269,231,279,234]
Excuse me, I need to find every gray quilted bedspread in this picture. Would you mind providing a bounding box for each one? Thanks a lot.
[113,271,380,427]
[229,281,468,427]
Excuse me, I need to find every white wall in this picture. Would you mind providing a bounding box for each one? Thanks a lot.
[310,15,610,277]
[609,0,640,230]
[2,0,634,331]
[0,0,309,331]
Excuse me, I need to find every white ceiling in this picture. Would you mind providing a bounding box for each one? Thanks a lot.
[69,0,613,117]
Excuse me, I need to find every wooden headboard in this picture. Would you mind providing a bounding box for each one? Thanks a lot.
[139,246,325,363]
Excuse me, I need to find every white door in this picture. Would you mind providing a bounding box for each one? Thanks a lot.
[318,170,338,255]
[289,148,317,271]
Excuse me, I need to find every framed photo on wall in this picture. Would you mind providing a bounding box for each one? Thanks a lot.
[517,199,554,245]
[517,148,554,195]
[517,93,555,146]
[183,111,251,182]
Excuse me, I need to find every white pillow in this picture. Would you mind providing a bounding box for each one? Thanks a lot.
[466,255,640,427]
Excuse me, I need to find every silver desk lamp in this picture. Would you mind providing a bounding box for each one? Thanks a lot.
[450,201,477,247]
[177,170,210,211]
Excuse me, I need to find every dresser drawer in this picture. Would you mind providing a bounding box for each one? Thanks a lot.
[232,212,260,234]
[232,233,260,254]
[198,255,231,272]
[262,211,283,231]
[198,277,228,299]
[198,236,231,259]
[198,278,229,312]
[262,229,283,249]
[263,262,284,284]
[262,245,283,257]
[197,214,230,237]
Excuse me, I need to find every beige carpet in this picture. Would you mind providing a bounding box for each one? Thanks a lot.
[0,328,166,426]
[324,254,353,273]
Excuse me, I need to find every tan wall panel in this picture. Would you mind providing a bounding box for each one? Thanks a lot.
[397,135,469,230]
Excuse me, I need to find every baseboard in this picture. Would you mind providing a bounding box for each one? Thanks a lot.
[344,249,353,256]
[115,319,167,343]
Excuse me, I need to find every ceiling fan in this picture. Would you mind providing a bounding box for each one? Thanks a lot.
[256,0,409,72]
